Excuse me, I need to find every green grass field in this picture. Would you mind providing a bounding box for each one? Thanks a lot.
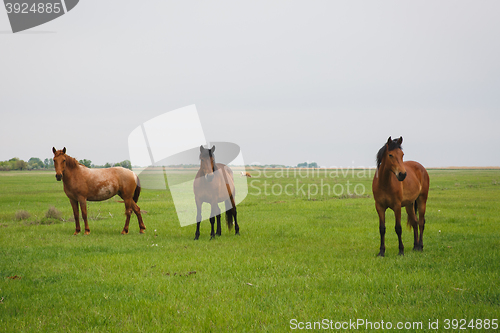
[1,169,499,332]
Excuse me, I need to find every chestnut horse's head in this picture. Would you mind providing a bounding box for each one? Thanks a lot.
[377,136,407,181]
[199,145,216,182]
[52,147,67,181]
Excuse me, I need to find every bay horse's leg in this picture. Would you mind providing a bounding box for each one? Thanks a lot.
[208,203,221,240]
[375,203,386,257]
[405,204,419,251]
[213,204,221,237]
[79,198,90,235]
[132,202,146,233]
[233,207,239,235]
[194,200,202,240]
[394,206,404,256]
[69,198,81,235]
[209,216,216,240]
[216,214,222,236]
[417,197,427,251]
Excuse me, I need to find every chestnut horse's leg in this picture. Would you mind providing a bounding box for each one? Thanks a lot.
[78,198,90,235]
[375,203,386,257]
[69,198,81,235]
[194,199,202,240]
[121,199,134,235]
[394,206,404,256]
[131,202,146,233]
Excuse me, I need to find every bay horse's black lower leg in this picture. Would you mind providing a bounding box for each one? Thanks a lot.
[209,216,216,240]
[216,214,222,236]
[233,207,239,235]
[394,207,404,256]
[395,224,404,255]
[194,203,202,240]
[418,217,425,251]
[378,225,386,257]
[376,204,386,256]
[413,225,419,251]
[194,222,201,240]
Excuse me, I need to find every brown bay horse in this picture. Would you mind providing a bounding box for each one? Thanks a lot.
[52,147,146,235]
[372,137,430,256]
[193,145,239,240]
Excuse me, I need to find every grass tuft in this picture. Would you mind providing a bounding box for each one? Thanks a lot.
[45,206,62,220]
[15,209,30,220]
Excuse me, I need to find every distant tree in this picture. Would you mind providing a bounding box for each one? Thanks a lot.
[296,162,318,168]
[15,159,27,170]
[79,159,92,168]
[44,158,54,169]
[104,162,112,168]
[119,160,132,170]
[28,157,44,169]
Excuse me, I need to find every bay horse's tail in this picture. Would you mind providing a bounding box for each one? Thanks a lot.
[225,200,234,231]
[407,200,419,229]
[224,185,237,231]
[133,176,141,203]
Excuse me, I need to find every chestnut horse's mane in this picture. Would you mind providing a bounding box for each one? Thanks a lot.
[376,139,403,169]
[65,154,81,169]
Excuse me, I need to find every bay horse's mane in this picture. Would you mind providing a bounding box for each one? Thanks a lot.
[376,138,403,168]
[199,147,217,171]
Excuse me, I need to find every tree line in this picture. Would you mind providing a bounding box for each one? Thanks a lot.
[0,157,132,171]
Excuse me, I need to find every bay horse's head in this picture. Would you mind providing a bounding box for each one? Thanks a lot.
[199,145,216,182]
[52,147,67,181]
[377,136,407,181]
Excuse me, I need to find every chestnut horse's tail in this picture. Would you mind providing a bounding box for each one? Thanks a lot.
[133,176,141,203]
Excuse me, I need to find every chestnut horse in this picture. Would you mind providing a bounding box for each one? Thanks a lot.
[372,137,429,256]
[52,147,146,235]
[193,145,239,240]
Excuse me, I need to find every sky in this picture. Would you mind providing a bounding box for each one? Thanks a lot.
[1,1,499,168]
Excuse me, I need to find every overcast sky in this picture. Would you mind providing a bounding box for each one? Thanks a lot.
[1,1,499,168]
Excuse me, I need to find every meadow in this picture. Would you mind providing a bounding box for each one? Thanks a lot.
[0,168,499,332]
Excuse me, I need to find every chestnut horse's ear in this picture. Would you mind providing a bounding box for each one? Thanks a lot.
[386,136,392,145]
[211,146,215,154]
[52,147,56,154]
[397,136,403,145]
[62,147,66,154]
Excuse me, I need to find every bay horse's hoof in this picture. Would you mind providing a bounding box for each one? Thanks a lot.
[235,231,240,236]
[377,252,385,257]
[398,251,404,256]
[194,234,199,240]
